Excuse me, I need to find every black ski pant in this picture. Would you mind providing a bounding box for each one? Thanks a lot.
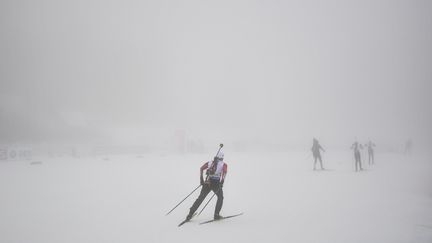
[355,152,362,171]
[368,150,374,164]
[313,153,323,170]
[189,180,223,216]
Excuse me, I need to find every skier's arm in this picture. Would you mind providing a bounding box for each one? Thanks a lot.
[220,164,228,184]
[319,145,325,152]
[200,162,208,175]
[200,162,208,185]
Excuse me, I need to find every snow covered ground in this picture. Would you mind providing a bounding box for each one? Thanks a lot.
[1,151,431,243]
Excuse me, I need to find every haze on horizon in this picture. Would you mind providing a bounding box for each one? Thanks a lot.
[1,0,431,151]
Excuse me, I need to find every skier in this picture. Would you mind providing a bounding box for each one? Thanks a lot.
[351,141,363,171]
[311,138,325,170]
[185,151,227,220]
[404,139,412,156]
[365,140,376,165]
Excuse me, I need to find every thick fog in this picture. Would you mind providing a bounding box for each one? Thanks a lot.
[2,2,432,243]
[1,0,431,152]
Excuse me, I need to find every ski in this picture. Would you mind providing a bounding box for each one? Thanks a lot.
[177,212,197,227]
[178,219,190,227]
[199,213,244,225]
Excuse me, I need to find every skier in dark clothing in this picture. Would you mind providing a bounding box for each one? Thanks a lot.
[404,139,412,156]
[185,151,227,220]
[365,140,376,165]
[311,138,325,170]
[351,141,363,171]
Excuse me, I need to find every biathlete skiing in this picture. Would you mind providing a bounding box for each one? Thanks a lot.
[185,151,227,221]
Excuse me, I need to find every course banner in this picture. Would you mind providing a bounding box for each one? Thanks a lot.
[0,147,32,161]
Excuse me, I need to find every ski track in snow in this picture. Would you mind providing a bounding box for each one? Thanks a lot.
[0,151,431,243]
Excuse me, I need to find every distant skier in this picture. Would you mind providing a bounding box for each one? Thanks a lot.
[351,141,363,171]
[365,140,376,165]
[311,138,325,170]
[185,151,227,220]
[404,139,412,156]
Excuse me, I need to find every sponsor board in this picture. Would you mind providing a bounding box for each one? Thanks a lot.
[0,148,7,160]
[0,148,32,161]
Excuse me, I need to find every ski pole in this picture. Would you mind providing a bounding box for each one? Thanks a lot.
[197,190,217,216]
[166,184,201,215]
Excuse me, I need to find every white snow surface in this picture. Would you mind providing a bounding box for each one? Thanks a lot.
[1,151,431,243]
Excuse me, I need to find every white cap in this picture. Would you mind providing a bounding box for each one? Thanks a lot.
[216,151,224,159]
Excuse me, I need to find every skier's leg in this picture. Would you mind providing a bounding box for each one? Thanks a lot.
[319,155,324,170]
[188,185,211,218]
[213,187,224,217]
[313,156,317,170]
[355,154,359,171]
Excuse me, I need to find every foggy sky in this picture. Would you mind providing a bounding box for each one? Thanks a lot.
[1,0,431,148]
